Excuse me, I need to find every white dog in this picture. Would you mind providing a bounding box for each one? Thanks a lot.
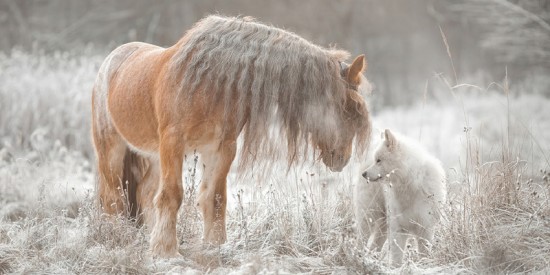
[354,129,447,266]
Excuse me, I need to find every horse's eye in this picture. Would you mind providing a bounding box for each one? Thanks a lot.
[376,158,381,163]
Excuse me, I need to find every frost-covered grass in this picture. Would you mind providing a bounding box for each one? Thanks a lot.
[0,50,549,274]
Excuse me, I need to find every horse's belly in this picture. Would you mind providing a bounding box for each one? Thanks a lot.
[108,89,159,153]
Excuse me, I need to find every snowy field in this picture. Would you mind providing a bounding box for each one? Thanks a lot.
[1,50,549,274]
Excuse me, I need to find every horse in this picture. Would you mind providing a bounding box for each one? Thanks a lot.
[91,15,372,257]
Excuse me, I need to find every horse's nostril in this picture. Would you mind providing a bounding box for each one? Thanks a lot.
[362,172,367,179]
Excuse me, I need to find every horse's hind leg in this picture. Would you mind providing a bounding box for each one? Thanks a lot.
[136,157,160,228]
[92,128,127,215]
[197,140,237,245]
[150,131,185,257]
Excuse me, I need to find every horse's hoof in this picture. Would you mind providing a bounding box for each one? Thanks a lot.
[152,251,183,259]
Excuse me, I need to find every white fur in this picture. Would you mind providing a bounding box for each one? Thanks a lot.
[354,129,447,266]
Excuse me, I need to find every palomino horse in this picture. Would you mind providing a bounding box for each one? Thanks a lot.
[92,15,372,257]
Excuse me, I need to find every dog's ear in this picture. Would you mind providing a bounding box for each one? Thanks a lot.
[384,129,398,151]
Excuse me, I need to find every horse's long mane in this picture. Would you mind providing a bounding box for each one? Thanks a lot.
[170,15,370,167]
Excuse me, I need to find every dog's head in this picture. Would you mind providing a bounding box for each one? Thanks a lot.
[362,129,400,181]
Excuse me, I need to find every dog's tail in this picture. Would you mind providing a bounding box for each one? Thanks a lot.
[121,148,149,221]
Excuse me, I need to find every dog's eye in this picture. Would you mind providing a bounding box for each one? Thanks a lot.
[376,158,381,164]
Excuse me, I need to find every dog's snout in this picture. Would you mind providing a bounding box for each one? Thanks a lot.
[362,171,368,179]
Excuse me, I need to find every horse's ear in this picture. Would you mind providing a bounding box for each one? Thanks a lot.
[348,54,366,86]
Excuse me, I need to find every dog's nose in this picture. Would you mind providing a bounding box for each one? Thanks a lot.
[362,172,368,179]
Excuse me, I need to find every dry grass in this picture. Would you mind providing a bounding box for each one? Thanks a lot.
[0,50,549,274]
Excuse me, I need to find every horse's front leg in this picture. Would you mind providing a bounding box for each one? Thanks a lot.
[150,130,184,257]
[197,140,237,245]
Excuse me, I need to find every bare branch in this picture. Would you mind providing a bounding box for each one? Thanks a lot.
[491,0,550,33]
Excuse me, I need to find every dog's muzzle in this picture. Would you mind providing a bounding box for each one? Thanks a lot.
[362,172,381,181]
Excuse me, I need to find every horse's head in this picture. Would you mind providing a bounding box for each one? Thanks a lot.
[317,54,371,172]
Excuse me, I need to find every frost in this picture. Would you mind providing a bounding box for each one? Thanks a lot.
[1,50,549,274]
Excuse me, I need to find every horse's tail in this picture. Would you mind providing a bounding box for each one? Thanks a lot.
[121,148,148,221]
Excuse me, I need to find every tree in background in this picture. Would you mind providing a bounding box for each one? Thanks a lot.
[445,0,550,72]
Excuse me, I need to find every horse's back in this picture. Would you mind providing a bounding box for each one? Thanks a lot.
[94,42,159,96]
[93,42,167,153]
